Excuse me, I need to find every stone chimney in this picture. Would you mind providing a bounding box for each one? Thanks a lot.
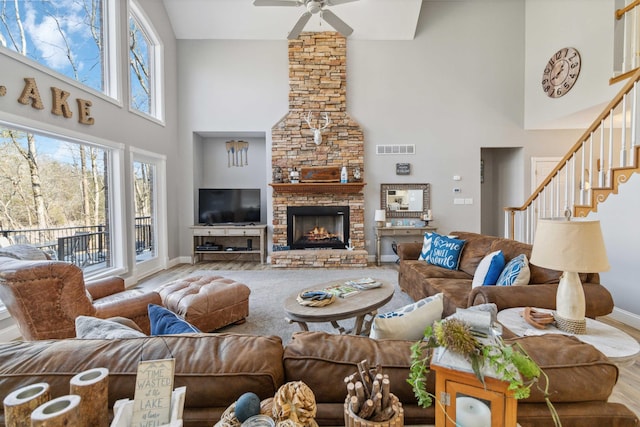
[271,32,366,267]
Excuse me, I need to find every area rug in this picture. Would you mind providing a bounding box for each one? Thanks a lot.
[189,268,414,344]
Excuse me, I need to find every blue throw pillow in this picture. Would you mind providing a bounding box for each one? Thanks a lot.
[472,250,505,288]
[418,232,435,261]
[427,235,466,270]
[148,304,200,335]
[496,254,530,286]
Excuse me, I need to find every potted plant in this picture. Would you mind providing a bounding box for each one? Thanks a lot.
[407,317,561,426]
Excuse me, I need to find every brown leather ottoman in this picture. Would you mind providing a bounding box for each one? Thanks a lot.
[157,275,250,332]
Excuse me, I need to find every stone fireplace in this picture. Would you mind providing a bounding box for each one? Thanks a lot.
[287,206,349,250]
[270,32,367,267]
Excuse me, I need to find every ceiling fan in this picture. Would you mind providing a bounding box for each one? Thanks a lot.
[253,0,359,40]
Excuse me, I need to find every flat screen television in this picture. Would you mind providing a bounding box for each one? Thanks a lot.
[198,188,261,225]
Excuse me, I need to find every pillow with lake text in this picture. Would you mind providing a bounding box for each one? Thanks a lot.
[426,234,466,270]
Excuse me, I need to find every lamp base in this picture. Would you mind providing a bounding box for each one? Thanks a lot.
[553,312,587,334]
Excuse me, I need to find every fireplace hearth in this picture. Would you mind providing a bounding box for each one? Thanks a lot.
[287,206,350,250]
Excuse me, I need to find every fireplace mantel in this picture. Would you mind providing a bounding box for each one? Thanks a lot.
[270,183,366,194]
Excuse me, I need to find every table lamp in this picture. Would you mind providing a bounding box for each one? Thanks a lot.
[530,218,610,334]
[374,209,386,227]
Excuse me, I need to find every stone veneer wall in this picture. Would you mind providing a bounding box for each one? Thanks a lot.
[271,32,366,267]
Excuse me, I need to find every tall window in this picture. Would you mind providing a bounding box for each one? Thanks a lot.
[133,160,156,261]
[129,1,162,120]
[0,123,117,275]
[0,0,106,93]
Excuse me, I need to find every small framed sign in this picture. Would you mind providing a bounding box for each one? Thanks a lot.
[396,163,411,175]
[131,358,175,427]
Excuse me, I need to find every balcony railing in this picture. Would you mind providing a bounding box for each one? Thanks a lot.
[0,216,152,269]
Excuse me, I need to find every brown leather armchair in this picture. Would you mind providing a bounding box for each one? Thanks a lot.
[0,256,161,340]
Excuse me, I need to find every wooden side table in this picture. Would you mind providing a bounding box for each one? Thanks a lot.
[374,226,437,266]
[431,348,517,427]
[497,307,640,366]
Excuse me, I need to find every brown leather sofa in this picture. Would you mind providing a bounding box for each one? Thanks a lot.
[0,331,636,427]
[0,256,161,338]
[397,231,615,317]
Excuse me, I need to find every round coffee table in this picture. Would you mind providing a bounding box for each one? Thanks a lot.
[283,279,394,335]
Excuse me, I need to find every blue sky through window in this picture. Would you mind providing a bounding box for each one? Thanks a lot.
[0,0,104,92]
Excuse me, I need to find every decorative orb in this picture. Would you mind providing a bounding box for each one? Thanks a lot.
[235,392,261,422]
[456,396,491,427]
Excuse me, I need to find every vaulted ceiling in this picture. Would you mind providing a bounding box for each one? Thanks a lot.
[162,0,423,40]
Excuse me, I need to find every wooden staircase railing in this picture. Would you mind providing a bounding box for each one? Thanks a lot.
[505,68,640,243]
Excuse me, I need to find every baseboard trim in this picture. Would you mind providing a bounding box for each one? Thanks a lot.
[606,307,640,330]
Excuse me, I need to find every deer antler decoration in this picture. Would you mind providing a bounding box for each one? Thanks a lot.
[304,112,331,145]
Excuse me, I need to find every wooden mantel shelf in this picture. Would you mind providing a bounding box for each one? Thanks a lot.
[270,182,366,194]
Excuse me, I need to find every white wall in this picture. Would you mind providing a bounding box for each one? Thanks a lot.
[590,173,640,326]
[197,136,268,225]
[524,0,623,129]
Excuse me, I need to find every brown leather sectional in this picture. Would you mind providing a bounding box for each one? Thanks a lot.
[0,331,636,426]
[397,231,615,317]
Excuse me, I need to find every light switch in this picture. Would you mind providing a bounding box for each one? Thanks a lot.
[454,198,465,205]
[464,198,473,204]
[453,175,461,181]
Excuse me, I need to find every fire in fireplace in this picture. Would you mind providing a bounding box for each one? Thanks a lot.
[287,206,350,250]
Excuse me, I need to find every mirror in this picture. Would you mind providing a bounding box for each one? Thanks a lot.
[381,183,430,219]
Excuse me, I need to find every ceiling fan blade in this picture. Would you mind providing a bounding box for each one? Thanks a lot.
[288,11,312,40]
[253,0,300,6]
[326,0,360,5]
[320,9,353,37]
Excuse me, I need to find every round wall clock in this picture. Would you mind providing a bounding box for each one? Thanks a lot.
[541,47,581,98]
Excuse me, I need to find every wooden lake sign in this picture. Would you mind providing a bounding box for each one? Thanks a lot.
[131,359,175,427]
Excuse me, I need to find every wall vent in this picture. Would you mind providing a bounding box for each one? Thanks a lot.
[376,144,415,155]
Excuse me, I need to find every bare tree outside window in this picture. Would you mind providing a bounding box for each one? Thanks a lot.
[0,0,104,92]
[129,14,151,114]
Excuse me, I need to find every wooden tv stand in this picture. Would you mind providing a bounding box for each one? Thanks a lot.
[191,224,267,264]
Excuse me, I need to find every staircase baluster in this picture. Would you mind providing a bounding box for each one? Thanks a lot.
[622,93,628,166]
[608,110,614,187]
[599,121,606,187]
[581,140,587,205]
[632,81,638,165]
[569,155,576,215]
[588,132,594,205]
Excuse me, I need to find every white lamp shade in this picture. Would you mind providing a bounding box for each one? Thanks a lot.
[530,219,610,273]
[374,209,386,222]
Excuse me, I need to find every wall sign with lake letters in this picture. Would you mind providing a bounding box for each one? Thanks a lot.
[0,77,95,125]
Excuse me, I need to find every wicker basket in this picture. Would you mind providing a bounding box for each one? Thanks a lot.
[343,394,404,427]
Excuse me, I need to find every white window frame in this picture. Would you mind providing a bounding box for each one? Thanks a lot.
[129,147,168,280]
[0,114,128,320]
[128,0,164,124]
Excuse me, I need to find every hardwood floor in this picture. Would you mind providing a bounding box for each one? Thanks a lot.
[137,261,640,420]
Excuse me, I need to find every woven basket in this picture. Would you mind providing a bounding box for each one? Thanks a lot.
[343,394,404,427]
[296,293,336,307]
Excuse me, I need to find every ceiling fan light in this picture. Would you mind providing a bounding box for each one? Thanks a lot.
[307,1,322,14]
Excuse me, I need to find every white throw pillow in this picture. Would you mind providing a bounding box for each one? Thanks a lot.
[369,293,443,340]
[496,254,530,286]
[471,250,505,288]
[75,316,147,339]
